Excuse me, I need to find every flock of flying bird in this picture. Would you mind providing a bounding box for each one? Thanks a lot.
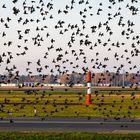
[0,0,140,125]
[0,0,140,85]
[0,91,139,124]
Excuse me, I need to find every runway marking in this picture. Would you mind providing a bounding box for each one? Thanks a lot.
[113,130,140,133]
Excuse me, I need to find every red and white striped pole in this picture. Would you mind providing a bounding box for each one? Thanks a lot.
[86,70,92,105]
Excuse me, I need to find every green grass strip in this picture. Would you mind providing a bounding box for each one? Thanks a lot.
[0,132,140,140]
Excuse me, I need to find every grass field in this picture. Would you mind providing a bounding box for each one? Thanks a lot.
[1,132,140,140]
[0,91,140,118]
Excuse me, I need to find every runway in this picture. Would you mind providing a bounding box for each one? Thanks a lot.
[0,86,140,92]
[1,118,140,132]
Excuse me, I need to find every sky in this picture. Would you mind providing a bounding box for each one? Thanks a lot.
[0,0,140,75]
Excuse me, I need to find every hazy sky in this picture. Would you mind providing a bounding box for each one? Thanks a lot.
[0,0,140,75]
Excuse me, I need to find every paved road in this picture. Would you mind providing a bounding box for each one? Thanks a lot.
[1,117,140,132]
[0,86,140,92]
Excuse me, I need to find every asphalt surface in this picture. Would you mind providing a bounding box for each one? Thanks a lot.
[1,117,140,132]
[0,86,140,92]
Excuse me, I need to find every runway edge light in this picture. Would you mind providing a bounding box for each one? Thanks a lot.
[86,70,92,105]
